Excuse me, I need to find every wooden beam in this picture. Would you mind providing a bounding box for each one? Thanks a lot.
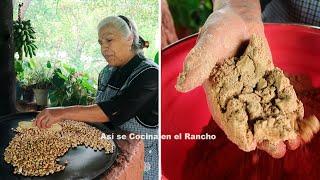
[0,0,16,116]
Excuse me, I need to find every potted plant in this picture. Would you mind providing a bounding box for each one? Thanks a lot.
[15,59,35,102]
[49,64,96,106]
[25,61,53,106]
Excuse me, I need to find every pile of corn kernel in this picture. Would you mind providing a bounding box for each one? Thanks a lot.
[4,120,114,176]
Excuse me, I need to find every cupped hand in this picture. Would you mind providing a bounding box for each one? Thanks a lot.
[175,1,319,158]
[176,1,267,92]
[33,107,65,129]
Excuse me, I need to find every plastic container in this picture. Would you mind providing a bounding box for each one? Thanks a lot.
[161,23,320,180]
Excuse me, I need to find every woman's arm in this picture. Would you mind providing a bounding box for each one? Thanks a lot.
[176,0,264,92]
[214,0,261,14]
[35,67,158,128]
[34,104,109,128]
[213,0,262,30]
[62,105,109,122]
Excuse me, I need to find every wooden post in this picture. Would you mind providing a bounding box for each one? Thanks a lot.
[0,0,16,116]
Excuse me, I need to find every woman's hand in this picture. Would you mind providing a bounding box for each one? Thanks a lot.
[33,107,66,129]
[33,105,109,129]
[176,0,267,92]
[175,0,303,158]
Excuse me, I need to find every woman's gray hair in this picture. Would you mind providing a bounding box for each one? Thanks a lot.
[97,16,145,56]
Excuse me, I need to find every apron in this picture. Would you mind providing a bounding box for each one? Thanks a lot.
[96,61,159,180]
[262,0,320,26]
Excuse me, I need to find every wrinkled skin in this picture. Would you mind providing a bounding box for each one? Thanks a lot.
[33,107,64,129]
[176,0,266,92]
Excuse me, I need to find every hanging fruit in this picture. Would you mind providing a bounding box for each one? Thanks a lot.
[13,3,37,60]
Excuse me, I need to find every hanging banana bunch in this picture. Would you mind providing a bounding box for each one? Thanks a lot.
[13,3,37,60]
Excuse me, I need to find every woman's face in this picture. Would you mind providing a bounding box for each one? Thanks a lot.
[98,24,133,67]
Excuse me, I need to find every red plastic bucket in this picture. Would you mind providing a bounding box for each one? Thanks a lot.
[161,23,320,180]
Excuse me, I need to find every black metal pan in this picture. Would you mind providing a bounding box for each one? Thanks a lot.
[0,112,118,180]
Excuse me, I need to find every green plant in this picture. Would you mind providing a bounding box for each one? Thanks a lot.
[13,0,158,80]
[23,59,54,89]
[154,51,159,64]
[13,3,37,60]
[49,64,96,106]
[14,3,38,94]
[15,59,35,101]
[168,0,213,34]
[15,59,32,85]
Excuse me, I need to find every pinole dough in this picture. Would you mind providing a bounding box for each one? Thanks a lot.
[207,35,304,151]
[17,120,62,132]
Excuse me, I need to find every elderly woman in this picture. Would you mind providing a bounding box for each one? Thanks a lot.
[34,15,158,179]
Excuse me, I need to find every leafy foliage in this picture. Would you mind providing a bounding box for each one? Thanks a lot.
[167,0,212,34]
[13,20,37,60]
[13,3,38,90]
[154,51,159,64]
[16,58,96,106]
[18,59,54,89]
[13,0,158,107]
[49,64,96,106]
[13,0,159,81]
